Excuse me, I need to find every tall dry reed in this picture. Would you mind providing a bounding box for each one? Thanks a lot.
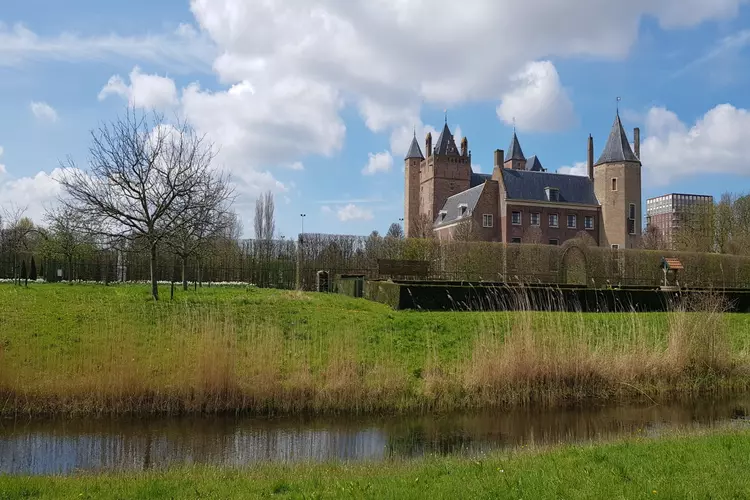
[0,292,747,417]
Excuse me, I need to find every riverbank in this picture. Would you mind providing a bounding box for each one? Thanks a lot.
[1,284,750,417]
[2,428,749,499]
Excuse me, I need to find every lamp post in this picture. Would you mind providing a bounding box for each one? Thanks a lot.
[296,214,306,290]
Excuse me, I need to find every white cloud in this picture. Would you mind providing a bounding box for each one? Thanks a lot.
[362,151,393,175]
[287,161,305,171]
[0,146,5,176]
[30,101,58,122]
[558,161,588,176]
[497,61,576,132]
[99,66,178,109]
[0,168,66,222]
[190,0,740,144]
[642,104,750,185]
[0,23,214,73]
[335,204,374,222]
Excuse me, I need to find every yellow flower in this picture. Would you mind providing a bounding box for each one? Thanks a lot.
[652,490,657,494]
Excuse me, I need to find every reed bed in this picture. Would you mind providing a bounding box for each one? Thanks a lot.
[0,285,749,417]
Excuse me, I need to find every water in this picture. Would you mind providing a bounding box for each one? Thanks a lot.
[1,398,748,475]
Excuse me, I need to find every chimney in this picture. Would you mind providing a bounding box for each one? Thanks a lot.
[634,127,640,159]
[425,132,432,158]
[587,135,594,181]
[494,149,504,169]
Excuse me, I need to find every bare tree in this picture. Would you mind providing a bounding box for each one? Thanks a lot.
[385,223,404,240]
[410,213,434,239]
[165,174,235,290]
[454,219,479,242]
[57,108,226,300]
[254,191,275,241]
[641,224,667,251]
[43,205,96,281]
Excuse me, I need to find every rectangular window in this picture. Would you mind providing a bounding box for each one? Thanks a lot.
[549,214,559,228]
[584,216,594,230]
[628,219,636,235]
[611,244,620,250]
[567,214,577,229]
[483,214,493,228]
[511,237,521,244]
[530,213,541,226]
[512,211,521,225]
[548,239,559,246]
[629,203,636,221]
[612,178,618,191]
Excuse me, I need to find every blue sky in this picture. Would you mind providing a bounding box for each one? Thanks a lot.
[2,1,750,237]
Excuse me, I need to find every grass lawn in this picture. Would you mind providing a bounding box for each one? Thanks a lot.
[1,283,750,416]
[1,429,749,499]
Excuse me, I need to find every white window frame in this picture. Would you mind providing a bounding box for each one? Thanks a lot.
[549,214,559,228]
[483,214,493,228]
[567,214,577,229]
[530,212,541,227]
[512,211,522,225]
[584,216,594,230]
[611,244,620,250]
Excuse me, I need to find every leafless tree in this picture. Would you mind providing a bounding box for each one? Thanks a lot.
[410,213,434,239]
[641,224,667,251]
[454,219,479,242]
[254,191,275,241]
[386,223,404,240]
[165,173,235,290]
[57,108,228,300]
[1,205,37,284]
[43,205,96,281]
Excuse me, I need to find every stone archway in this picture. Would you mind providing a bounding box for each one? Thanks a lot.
[560,244,589,286]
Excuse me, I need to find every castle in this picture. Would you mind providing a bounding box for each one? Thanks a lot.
[404,111,642,249]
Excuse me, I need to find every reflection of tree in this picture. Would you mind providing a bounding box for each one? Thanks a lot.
[523,226,543,244]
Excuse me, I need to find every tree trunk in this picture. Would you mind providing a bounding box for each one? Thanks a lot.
[150,244,159,301]
[182,256,188,291]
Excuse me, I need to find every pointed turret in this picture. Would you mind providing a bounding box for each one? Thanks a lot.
[504,132,526,162]
[596,113,639,166]
[433,123,460,156]
[405,132,424,160]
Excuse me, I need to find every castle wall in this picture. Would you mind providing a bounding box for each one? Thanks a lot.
[594,161,642,248]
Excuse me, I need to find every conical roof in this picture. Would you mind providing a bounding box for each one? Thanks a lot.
[505,132,526,162]
[596,113,639,165]
[405,133,424,160]
[526,155,545,172]
[433,123,460,156]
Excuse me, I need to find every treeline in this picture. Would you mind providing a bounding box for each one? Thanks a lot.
[644,192,750,254]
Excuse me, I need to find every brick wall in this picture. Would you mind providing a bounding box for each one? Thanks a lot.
[505,203,600,246]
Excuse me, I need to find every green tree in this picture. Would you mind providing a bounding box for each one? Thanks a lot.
[29,256,37,281]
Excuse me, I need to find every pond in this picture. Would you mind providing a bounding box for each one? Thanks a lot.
[1,398,748,475]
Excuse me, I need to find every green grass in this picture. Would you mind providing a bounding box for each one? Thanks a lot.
[1,428,749,499]
[1,283,750,416]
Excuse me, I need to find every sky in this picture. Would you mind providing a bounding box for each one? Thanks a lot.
[1,0,750,238]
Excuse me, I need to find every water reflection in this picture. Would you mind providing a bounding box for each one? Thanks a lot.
[1,398,748,475]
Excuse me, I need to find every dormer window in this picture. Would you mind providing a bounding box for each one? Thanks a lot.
[545,187,559,202]
[458,203,468,217]
[439,210,447,221]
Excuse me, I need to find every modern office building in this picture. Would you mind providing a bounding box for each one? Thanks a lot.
[646,193,714,249]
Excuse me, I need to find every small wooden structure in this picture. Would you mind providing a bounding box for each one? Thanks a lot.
[660,257,684,289]
[377,259,429,280]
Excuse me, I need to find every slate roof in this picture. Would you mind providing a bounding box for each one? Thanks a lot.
[433,123,460,156]
[596,113,640,166]
[405,134,424,160]
[526,155,545,172]
[501,169,599,205]
[434,183,485,227]
[505,132,526,161]
[470,172,492,187]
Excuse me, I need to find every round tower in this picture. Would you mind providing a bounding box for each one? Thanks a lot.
[593,112,642,249]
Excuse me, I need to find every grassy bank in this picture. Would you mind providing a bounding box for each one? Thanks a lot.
[1,284,750,416]
[1,429,749,499]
